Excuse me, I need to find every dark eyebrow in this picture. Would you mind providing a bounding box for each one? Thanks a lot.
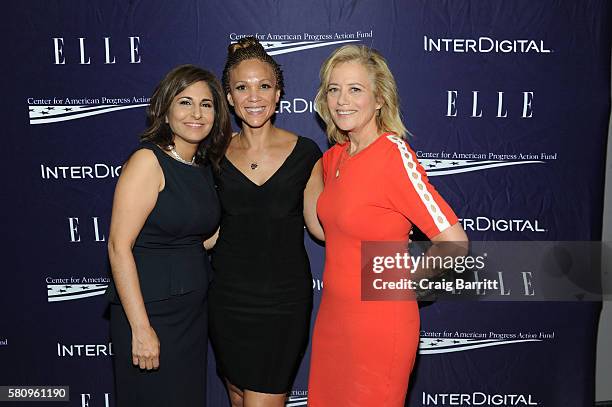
[233,80,274,85]
[178,96,213,102]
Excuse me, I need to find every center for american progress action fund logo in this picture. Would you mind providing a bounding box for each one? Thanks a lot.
[46,276,110,302]
[27,96,150,125]
[229,29,374,55]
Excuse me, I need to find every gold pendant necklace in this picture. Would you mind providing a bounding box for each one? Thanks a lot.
[335,147,350,178]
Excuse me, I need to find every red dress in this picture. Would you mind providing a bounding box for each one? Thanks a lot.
[308,133,458,406]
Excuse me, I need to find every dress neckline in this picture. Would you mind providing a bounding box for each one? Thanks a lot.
[223,136,302,188]
[340,132,394,160]
[150,143,202,169]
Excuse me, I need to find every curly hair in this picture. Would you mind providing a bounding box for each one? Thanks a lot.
[140,64,232,171]
[222,36,284,97]
[315,45,408,144]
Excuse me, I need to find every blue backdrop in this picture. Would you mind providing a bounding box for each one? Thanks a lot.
[2,1,610,406]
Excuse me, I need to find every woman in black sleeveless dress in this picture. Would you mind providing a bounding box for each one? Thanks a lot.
[106,65,231,406]
[207,37,324,407]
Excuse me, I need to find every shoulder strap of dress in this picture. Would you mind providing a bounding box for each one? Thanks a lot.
[138,140,158,153]
[300,136,323,168]
[137,141,170,172]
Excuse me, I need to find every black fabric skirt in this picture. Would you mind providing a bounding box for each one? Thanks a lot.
[110,288,208,407]
[208,282,312,394]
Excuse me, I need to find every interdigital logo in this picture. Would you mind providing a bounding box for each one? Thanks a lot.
[424,35,552,54]
[46,276,110,302]
[27,96,149,125]
[229,29,374,56]
[40,163,122,180]
[276,98,315,114]
[421,391,538,406]
[459,217,546,233]
[57,342,113,357]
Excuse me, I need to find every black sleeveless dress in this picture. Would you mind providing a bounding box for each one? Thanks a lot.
[106,142,220,407]
[209,136,322,393]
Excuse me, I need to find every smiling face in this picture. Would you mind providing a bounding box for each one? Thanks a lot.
[326,61,381,138]
[227,58,280,129]
[166,80,215,145]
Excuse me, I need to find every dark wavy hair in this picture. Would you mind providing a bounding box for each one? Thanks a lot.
[222,37,284,97]
[140,64,232,171]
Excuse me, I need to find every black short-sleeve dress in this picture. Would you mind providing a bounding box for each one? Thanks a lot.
[209,136,322,393]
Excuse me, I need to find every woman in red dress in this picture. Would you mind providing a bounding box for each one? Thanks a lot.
[307,45,468,406]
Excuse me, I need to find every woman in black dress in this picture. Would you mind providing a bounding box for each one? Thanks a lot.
[106,65,231,406]
[207,37,324,407]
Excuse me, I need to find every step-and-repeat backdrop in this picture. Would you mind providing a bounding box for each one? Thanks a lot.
[2,1,610,406]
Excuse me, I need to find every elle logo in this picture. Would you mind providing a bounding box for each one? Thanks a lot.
[446,91,534,118]
[68,217,106,242]
[81,393,111,407]
[52,36,141,65]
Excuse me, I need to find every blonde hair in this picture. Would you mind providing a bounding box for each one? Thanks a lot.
[315,45,407,144]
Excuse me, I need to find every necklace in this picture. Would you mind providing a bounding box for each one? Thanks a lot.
[238,132,260,170]
[168,145,195,165]
[335,135,381,177]
[335,146,350,178]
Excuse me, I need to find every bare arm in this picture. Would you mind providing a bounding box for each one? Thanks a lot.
[108,149,163,370]
[431,223,468,246]
[304,159,325,241]
[417,223,469,278]
[430,222,469,260]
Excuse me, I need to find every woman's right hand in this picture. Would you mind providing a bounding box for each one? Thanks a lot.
[132,325,160,370]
